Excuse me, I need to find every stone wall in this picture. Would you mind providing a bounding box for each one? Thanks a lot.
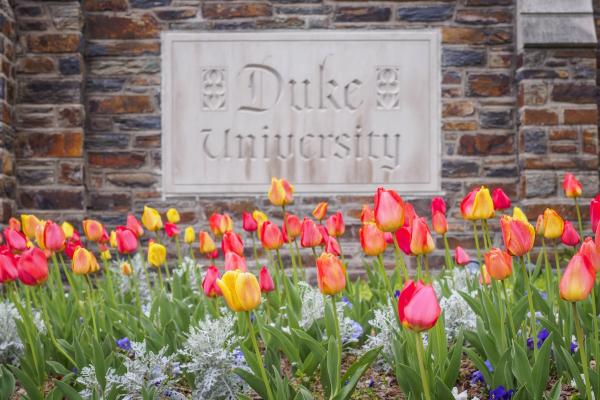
[0,0,598,273]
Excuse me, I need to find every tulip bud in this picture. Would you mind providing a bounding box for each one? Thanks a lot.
[360,205,375,224]
[397,280,441,332]
[83,219,104,242]
[500,215,535,256]
[100,250,111,261]
[72,247,100,275]
[326,212,345,237]
[166,208,180,223]
[325,236,341,256]
[17,247,48,286]
[316,252,346,295]
[165,223,180,238]
[491,188,511,211]
[199,231,216,255]
[217,270,261,312]
[268,177,294,206]
[563,173,583,198]
[359,223,387,256]
[242,212,258,232]
[120,261,133,276]
[259,266,275,293]
[541,208,564,240]
[282,213,301,242]
[454,246,470,266]
[312,202,328,221]
[147,241,167,268]
[560,254,595,301]
[579,237,600,272]
[21,214,40,240]
[260,221,283,250]
[203,265,222,297]
[431,211,448,235]
[395,226,413,256]
[0,249,18,283]
[61,222,74,239]
[4,228,28,252]
[116,227,138,254]
[384,232,394,245]
[43,221,65,252]
[561,221,580,247]
[484,248,512,281]
[300,217,323,248]
[142,206,163,232]
[126,214,144,238]
[431,197,446,216]
[374,187,405,232]
[410,217,435,255]
[184,226,195,244]
[460,187,495,220]
[224,251,247,272]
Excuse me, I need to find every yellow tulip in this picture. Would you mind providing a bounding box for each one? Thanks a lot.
[166,208,180,224]
[109,230,117,248]
[147,241,167,268]
[267,177,294,207]
[21,214,41,239]
[512,207,528,223]
[184,226,195,244]
[100,250,111,261]
[120,262,133,276]
[542,208,564,240]
[216,270,261,312]
[61,222,74,239]
[142,206,163,232]
[72,247,100,275]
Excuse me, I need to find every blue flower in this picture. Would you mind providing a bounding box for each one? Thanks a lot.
[539,291,548,300]
[471,359,493,384]
[527,328,550,350]
[571,341,578,353]
[72,367,78,375]
[368,379,375,388]
[484,360,494,373]
[394,290,401,298]
[526,337,534,350]
[116,337,132,352]
[232,347,245,364]
[489,385,514,399]
[341,296,353,308]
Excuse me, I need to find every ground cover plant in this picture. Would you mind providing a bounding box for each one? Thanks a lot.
[0,174,599,399]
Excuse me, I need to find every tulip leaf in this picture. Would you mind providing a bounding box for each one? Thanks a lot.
[326,336,340,397]
[459,290,483,317]
[234,367,267,399]
[434,376,455,400]
[511,344,533,398]
[0,366,15,400]
[92,338,107,391]
[464,348,492,386]
[532,332,553,398]
[491,347,512,389]
[335,346,381,400]
[46,361,70,377]
[554,346,584,392]
[443,331,464,388]
[262,325,300,364]
[8,365,43,400]
[292,328,325,359]
[293,386,315,400]
[393,361,422,399]
[54,378,84,400]
[546,377,562,400]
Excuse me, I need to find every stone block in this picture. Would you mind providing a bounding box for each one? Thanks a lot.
[202,3,273,19]
[458,133,514,155]
[397,5,453,22]
[467,73,510,97]
[87,14,159,39]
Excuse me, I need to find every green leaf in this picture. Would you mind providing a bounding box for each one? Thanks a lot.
[532,333,552,398]
[546,377,562,400]
[234,367,267,399]
[511,344,533,399]
[434,376,455,400]
[54,379,84,400]
[327,337,340,397]
[8,366,43,400]
[335,346,381,400]
[46,361,71,376]
[92,338,107,391]
[262,325,300,364]
[0,366,15,399]
[443,331,464,387]
[464,348,492,386]
[293,387,315,400]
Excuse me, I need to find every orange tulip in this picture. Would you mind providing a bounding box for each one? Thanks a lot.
[484,248,512,281]
[312,202,328,221]
[260,221,284,250]
[560,254,595,301]
[500,215,535,256]
[199,231,216,255]
[579,237,600,272]
[410,217,435,255]
[316,252,346,295]
[268,177,294,206]
[72,247,100,275]
[397,280,441,332]
[43,221,65,252]
[209,213,233,237]
[326,212,345,237]
[460,186,494,220]
[431,211,447,235]
[221,231,244,256]
[300,217,323,248]
[563,173,583,198]
[374,187,405,232]
[561,221,580,247]
[359,223,387,256]
[283,213,302,242]
[360,205,375,224]
[479,267,491,285]
[259,266,275,293]
[83,219,104,242]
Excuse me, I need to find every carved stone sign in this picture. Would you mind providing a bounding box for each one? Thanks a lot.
[162,31,440,195]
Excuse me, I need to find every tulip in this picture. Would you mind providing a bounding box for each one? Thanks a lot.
[374,187,405,232]
[431,197,446,215]
[325,236,341,256]
[541,208,564,240]
[259,266,275,293]
[397,280,441,332]
[184,226,195,244]
[563,173,582,198]
[431,211,447,235]
[579,237,600,272]
[83,219,104,242]
[316,252,346,295]
[209,213,233,237]
[21,214,40,239]
[460,187,495,220]
[126,214,144,238]
[35,222,45,249]
[61,222,74,239]
[384,232,394,245]
[109,230,117,248]
[560,254,595,301]
[221,231,245,256]
[116,227,138,254]
[561,221,580,247]
[43,221,65,252]
[217,269,261,312]
[165,222,180,238]
[479,267,491,286]
[326,212,345,237]
[17,247,48,286]
[120,261,133,276]
[4,228,28,252]
[0,249,18,283]
[65,233,82,259]
[300,217,323,248]
[147,241,167,268]
[100,250,111,261]
[72,247,100,275]
[484,248,512,280]
[282,213,302,242]
[202,265,222,297]
[312,202,328,221]
[224,251,247,272]
[492,188,511,211]
[394,226,412,256]
[260,221,283,250]
[166,208,180,223]
[318,225,329,246]
[591,196,600,234]
[268,177,294,207]
[359,223,387,256]
[500,215,535,256]
[454,246,470,266]
[403,203,418,228]
[252,210,269,230]
[199,231,216,255]
[141,206,163,231]
[410,217,435,255]
[242,212,258,232]
[360,205,375,224]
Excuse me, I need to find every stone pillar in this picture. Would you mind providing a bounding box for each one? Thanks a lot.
[14,1,85,221]
[517,0,599,221]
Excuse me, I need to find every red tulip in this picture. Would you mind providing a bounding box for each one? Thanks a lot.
[202,265,222,297]
[325,236,341,256]
[221,231,244,256]
[8,218,20,232]
[224,251,247,272]
[116,227,138,254]
[561,221,580,247]
[563,173,583,198]
[326,212,345,237]
[591,195,600,234]
[318,225,329,246]
[403,203,418,228]
[126,214,144,238]
[282,213,302,242]
[164,223,180,238]
[300,217,323,248]
[484,248,512,281]
[242,212,258,232]
[410,217,435,255]
[397,280,441,332]
[65,234,83,259]
[260,222,283,250]
[384,232,394,245]
[0,247,18,283]
[43,221,65,252]
[259,266,275,293]
[431,197,446,216]
[4,228,28,252]
[316,252,346,295]
[359,223,387,256]
[454,246,470,266]
[82,219,104,242]
[500,215,535,256]
[394,226,413,256]
[17,247,48,286]
[374,187,405,232]
[560,254,595,301]
[579,237,600,272]
[431,211,447,235]
[312,202,328,221]
[492,188,511,211]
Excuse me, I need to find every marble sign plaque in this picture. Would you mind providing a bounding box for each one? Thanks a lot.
[162,31,440,195]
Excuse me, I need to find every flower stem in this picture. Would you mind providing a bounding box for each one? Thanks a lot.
[391,234,409,282]
[572,302,593,400]
[501,280,517,343]
[84,275,99,341]
[414,332,432,400]
[331,296,342,394]
[574,197,584,238]
[282,205,299,285]
[521,256,538,361]
[294,240,306,281]
[247,311,274,400]
[377,254,393,295]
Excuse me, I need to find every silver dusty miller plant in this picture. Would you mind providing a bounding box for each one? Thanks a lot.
[0,300,45,366]
[360,300,398,370]
[179,314,248,400]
